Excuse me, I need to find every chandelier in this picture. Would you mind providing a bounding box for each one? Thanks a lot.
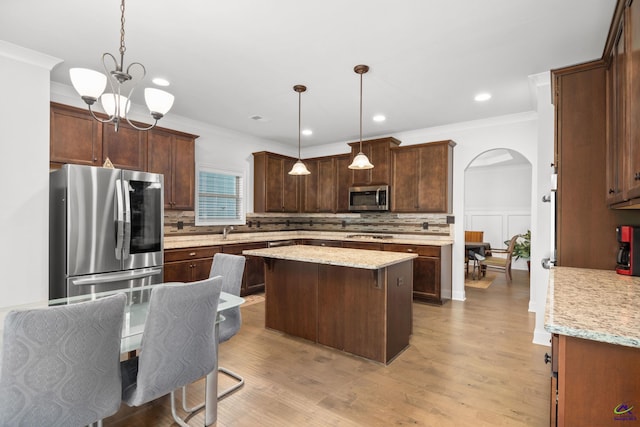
[69,0,174,132]
[288,85,311,175]
[348,64,374,170]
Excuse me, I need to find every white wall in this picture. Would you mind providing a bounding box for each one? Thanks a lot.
[0,41,61,308]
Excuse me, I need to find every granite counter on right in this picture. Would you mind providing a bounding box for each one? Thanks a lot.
[544,267,640,426]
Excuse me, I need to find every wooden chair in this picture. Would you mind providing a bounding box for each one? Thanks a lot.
[464,230,484,276]
[473,234,519,283]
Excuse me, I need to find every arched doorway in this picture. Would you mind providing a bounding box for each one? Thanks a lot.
[464,148,532,273]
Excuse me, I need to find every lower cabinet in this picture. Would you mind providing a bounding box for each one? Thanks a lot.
[223,242,268,296]
[164,246,221,283]
[549,334,640,426]
[383,243,452,304]
[341,241,382,251]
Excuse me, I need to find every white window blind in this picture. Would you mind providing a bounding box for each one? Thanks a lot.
[195,166,245,226]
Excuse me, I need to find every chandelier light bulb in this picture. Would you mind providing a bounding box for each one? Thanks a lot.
[69,68,107,102]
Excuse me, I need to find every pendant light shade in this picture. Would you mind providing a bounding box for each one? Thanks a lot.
[349,64,374,170]
[288,84,311,175]
[69,0,173,132]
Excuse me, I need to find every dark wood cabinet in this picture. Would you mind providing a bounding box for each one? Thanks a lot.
[348,137,401,185]
[341,241,382,251]
[50,103,102,168]
[102,122,147,171]
[301,239,342,247]
[253,152,300,213]
[164,246,220,282]
[391,140,455,213]
[50,102,198,210]
[223,242,268,296]
[553,62,622,269]
[625,0,640,200]
[383,243,452,305]
[550,333,640,426]
[301,156,337,213]
[147,129,196,210]
[335,154,352,212]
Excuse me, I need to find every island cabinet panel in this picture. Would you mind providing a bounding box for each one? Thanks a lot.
[264,260,318,342]
[223,242,267,296]
[262,255,412,364]
[552,334,640,426]
[318,265,386,362]
[50,102,103,168]
[163,246,221,283]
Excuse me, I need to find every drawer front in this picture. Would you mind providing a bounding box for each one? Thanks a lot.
[164,246,221,262]
[384,243,440,257]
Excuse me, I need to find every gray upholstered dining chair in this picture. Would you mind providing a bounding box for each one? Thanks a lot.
[178,253,246,414]
[120,276,222,427]
[0,293,127,427]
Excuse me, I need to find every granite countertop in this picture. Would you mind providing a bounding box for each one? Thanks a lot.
[164,231,453,250]
[545,266,640,348]
[242,245,418,269]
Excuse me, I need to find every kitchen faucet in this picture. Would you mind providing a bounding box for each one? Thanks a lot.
[222,226,234,240]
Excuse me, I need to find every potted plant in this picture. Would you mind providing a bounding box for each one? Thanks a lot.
[509,230,531,272]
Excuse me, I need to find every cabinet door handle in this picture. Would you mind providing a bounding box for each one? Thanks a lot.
[407,248,414,253]
[544,353,551,364]
[609,188,615,194]
[189,252,196,256]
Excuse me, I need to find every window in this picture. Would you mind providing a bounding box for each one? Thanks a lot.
[195,166,245,226]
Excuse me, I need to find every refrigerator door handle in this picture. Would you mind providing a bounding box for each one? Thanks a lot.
[69,267,163,286]
[122,180,131,259]
[115,179,125,260]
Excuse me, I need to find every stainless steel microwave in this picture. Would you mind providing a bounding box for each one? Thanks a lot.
[348,185,390,211]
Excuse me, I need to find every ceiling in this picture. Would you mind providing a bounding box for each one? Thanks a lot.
[0,0,616,147]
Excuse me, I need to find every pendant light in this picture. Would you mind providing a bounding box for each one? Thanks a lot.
[348,64,374,170]
[288,85,311,175]
[69,0,174,132]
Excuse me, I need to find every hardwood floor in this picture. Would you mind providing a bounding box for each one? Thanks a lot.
[106,270,550,426]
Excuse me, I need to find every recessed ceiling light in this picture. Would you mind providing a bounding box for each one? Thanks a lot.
[302,129,313,136]
[152,77,170,87]
[373,114,386,122]
[474,93,491,102]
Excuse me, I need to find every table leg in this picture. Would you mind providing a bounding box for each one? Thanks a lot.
[205,323,220,426]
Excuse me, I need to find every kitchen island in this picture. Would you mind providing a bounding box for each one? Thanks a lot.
[545,267,640,426]
[243,245,418,364]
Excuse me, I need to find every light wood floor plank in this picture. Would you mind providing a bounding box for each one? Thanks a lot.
[106,270,549,426]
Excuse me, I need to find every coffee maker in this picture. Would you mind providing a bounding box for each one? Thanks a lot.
[616,225,640,276]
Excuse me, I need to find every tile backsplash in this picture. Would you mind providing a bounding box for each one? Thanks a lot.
[165,211,453,237]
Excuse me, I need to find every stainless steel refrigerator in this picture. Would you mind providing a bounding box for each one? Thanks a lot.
[49,164,164,300]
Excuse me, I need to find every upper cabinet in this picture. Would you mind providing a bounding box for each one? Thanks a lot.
[253,152,299,213]
[391,140,455,213]
[50,102,198,210]
[102,121,147,171]
[348,137,401,186]
[606,0,640,207]
[147,129,196,210]
[301,156,337,213]
[50,103,103,168]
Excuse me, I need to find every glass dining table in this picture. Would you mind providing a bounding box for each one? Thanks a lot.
[0,283,244,426]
